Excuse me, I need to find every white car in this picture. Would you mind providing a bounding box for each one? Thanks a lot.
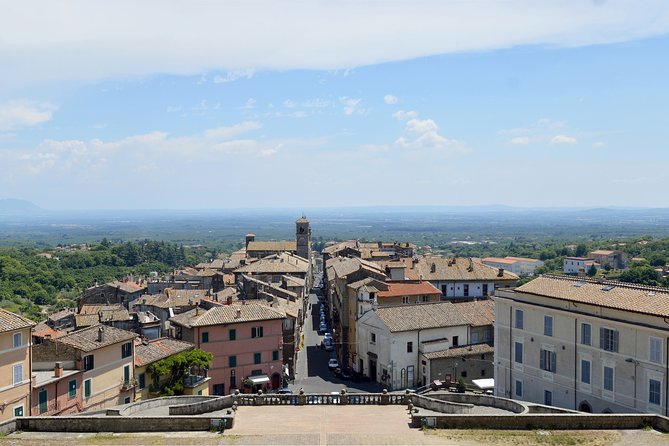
[324,338,334,351]
[328,358,339,370]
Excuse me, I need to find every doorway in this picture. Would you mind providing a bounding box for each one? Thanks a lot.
[369,359,377,381]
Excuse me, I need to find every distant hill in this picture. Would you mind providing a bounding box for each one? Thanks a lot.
[0,199,41,212]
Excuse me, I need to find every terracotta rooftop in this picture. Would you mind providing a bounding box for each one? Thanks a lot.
[55,325,136,352]
[414,257,519,282]
[513,274,669,318]
[377,281,441,298]
[135,337,194,367]
[451,299,495,327]
[375,302,470,332]
[234,257,307,274]
[170,303,285,328]
[247,241,297,252]
[422,342,494,360]
[0,308,35,333]
[589,250,617,255]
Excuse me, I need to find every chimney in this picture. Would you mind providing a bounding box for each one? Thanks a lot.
[430,263,436,273]
[497,268,504,277]
[227,296,233,305]
[54,362,63,378]
[236,308,242,318]
[98,326,105,342]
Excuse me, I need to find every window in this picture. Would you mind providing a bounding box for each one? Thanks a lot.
[603,366,614,392]
[121,342,132,358]
[84,379,92,398]
[251,326,264,338]
[13,332,22,348]
[230,370,236,389]
[649,379,662,405]
[229,355,237,367]
[463,284,469,297]
[515,380,523,397]
[402,296,409,304]
[544,315,553,336]
[422,295,429,302]
[581,359,591,384]
[254,352,261,364]
[482,284,489,296]
[600,328,619,352]
[370,332,376,344]
[515,309,524,329]
[650,337,662,364]
[514,342,523,364]
[229,329,236,341]
[38,389,48,414]
[581,323,591,346]
[83,354,95,371]
[13,364,23,384]
[201,331,209,343]
[471,332,480,344]
[452,336,459,347]
[272,350,279,361]
[213,384,224,396]
[441,285,447,295]
[138,373,145,390]
[68,379,77,399]
[14,406,23,417]
[407,342,413,353]
[123,365,130,384]
[461,370,467,378]
[539,349,556,373]
[544,390,553,406]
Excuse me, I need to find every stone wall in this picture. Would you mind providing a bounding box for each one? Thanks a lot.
[411,413,669,432]
[428,392,527,414]
[119,395,216,416]
[169,395,235,415]
[411,394,473,414]
[16,415,233,432]
[0,418,16,435]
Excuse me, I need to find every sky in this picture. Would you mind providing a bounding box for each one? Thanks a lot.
[1,0,669,210]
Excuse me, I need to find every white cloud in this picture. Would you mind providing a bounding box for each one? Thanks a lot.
[592,141,606,148]
[242,98,256,109]
[395,118,465,152]
[550,134,577,144]
[384,94,398,105]
[392,110,418,120]
[258,143,282,157]
[213,69,255,84]
[340,97,367,115]
[0,100,56,131]
[204,121,262,140]
[509,136,530,145]
[6,2,667,86]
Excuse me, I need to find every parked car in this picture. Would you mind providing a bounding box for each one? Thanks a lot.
[328,358,339,370]
[276,388,293,394]
[323,332,333,341]
[324,338,334,351]
[339,367,352,380]
[319,322,328,333]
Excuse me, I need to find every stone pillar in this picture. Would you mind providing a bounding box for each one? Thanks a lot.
[254,389,264,406]
[298,388,306,405]
[340,388,348,405]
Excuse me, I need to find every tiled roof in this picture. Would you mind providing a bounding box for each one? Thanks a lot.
[135,337,194,367]
[79,304,131,322]
[372,258,422,280]
[452,299,495,327]
[423,343,494,360]
[513,274,669,318]
[137,290,206,309]
[482,257,517,265]
[589,250,617,255]
[48,308,75,322]
[109,280,146,293]
[74,314,101,328]
[377,281,441,298]
[414,257,519,282]
[234,257,307,274]
[330,257,386,280]
[56,325,136,352]
[170,303,285,328]
[247,241,297,252]
[504,257,542,263]
[375,302,470,332]
[0,309,35,333]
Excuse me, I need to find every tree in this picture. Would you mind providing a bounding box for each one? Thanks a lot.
[575,244,588,257]
[147,349,212,396]
[587,264,597,277]
[619,266,660,286]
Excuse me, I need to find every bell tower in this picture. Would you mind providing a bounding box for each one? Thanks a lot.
[295,215,311,260]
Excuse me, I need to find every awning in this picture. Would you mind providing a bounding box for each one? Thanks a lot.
[248,374,270,384]
[472,378,494,390]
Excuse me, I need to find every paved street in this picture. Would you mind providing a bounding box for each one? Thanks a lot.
[293,283,383,394]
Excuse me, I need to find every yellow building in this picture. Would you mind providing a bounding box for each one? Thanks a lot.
[0,309,35,421]
[33,325,137,411]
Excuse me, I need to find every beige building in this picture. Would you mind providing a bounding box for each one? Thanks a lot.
[33,325,137,411]
[495,275,669,414]
[0,309,35,421]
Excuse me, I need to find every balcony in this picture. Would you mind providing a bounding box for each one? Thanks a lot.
[120,378,137,390]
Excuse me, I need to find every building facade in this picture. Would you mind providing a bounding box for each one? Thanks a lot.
[0,309,35,421]
[495,275,669,414]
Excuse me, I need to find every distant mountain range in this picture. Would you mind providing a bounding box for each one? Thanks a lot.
[0,199,41,212]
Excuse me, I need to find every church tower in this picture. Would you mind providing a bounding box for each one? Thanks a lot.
[295,215,311,260]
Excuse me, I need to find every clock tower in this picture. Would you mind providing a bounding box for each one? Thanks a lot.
[295,215,311,260]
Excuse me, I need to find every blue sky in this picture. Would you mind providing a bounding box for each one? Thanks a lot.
[1,1,668,209]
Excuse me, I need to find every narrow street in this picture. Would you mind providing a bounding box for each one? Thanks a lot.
[293,275,383,394]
